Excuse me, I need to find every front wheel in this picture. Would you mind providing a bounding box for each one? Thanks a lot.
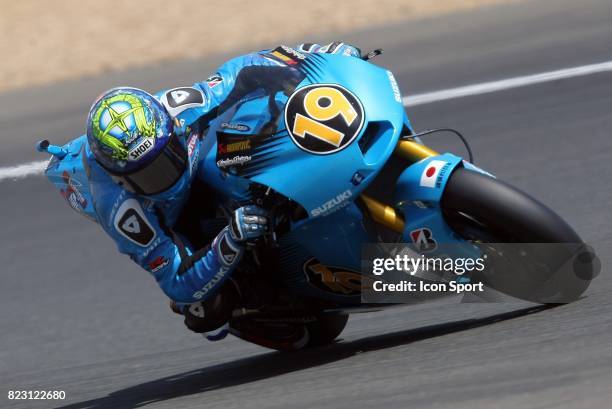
[440,167,593,303]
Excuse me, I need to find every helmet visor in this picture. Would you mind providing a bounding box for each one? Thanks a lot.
[113,135,188,196]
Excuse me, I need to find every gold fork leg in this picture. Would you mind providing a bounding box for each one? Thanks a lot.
[359,194,405,233]
[357,140,439,232]
[394,139,439,163]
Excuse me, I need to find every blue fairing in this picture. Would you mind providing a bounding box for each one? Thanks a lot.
[40,43,492,306]
[201,54,406,218]
[44,135,98,223]
[192,53,408,302]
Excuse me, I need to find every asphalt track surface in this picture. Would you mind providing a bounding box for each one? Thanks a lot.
[2,0,612,408]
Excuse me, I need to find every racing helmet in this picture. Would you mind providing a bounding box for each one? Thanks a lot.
[86,87,188,197]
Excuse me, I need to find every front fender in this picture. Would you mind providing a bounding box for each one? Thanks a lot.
[393,154,478,258]
[393,153,463,205]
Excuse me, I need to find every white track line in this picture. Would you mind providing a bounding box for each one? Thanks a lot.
[404,60,612,107]
[2,59,612,182]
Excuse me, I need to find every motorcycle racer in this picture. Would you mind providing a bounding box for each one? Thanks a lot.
[80,42,363,335]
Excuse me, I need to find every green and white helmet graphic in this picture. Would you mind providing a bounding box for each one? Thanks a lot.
[87,87,173,174]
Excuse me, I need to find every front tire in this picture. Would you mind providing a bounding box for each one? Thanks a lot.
[441,167,593,303]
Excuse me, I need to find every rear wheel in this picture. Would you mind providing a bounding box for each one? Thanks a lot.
[441,167,593,303]
[230,314,349,351]
[306,314,349,347]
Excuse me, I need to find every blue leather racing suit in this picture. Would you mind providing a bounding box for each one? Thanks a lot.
[86,42,363,308]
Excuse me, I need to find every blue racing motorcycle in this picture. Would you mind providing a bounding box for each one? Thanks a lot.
[39,50,592,350]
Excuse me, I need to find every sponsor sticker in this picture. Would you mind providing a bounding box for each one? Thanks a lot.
[215,131,261,171]
[419,160,451,188]
[148,256,170,273]
[60,171,87,213]
[216,155,252,169]
[410,228,438,252]
[386,71,402,103]
[303,258,375,296]
[281,45,306,59]
[350,172,365,186]
[206,74,223,88]
[218,139,251,155]
[311,189,353,217]
[267,45,306,66]
[221,122,251,132]
[192,265,230,300]
[187,133,200,172]
[128,137,154,161]
[187,133,198,158]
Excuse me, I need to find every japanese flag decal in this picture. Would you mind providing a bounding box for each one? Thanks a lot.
[420,160,449,188]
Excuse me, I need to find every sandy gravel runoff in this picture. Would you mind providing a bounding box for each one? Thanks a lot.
[0,0,521,92]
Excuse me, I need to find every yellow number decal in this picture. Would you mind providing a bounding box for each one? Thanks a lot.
[309,263,364,295]
[303,87,358,125]
[292,86,358,146]
[292,114,344,147]
[286,84,364,154]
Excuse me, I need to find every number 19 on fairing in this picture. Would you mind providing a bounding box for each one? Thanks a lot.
[292,86,358,147]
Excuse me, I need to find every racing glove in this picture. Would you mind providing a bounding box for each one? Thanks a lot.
[150,205,268,304]
[229,205,268,244]
[297,42,361,57]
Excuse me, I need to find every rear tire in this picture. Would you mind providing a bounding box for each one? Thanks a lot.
[441,167,593,303]
[229,314,348,351]
[306,314,349,347]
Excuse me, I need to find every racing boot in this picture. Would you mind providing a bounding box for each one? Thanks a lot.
[171,278,241,334]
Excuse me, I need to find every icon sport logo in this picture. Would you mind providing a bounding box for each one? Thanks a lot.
[285,84,365,155]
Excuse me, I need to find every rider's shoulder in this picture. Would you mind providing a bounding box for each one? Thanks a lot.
[155,86,207,121]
